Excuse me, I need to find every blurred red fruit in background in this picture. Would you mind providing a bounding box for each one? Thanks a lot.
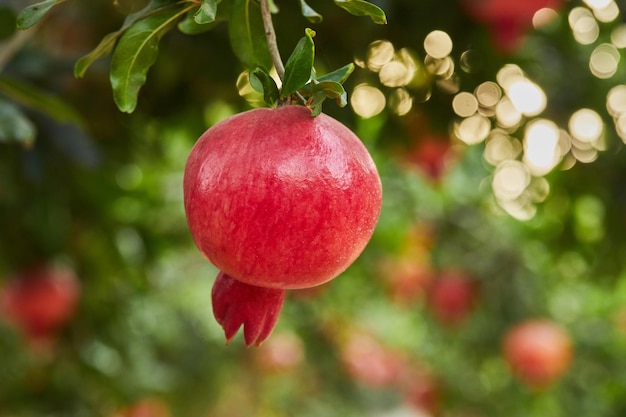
[503,319,573,387]
[339,330,404,388]
[253,331,305,374]
[462,0,564,53]
[427,271,478,327]
[405,135,454,183]
[0,264,80,346]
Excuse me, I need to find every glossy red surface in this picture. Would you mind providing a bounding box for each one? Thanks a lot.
[184,105,382,289]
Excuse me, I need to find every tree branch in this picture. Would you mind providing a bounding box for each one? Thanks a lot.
[259,0,285,81]
[0,29,36,73]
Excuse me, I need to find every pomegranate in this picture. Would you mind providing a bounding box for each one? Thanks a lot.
[503,319,573,387]
[339,330,403,388]
[405,135,454,182]
[462,0,564,53]
[0,264,80,344]
[253,331,305,373]
[426,271,478,326]
[184,105,382,346]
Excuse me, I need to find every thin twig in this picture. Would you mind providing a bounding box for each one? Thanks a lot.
[259,0,285,81]
[0,29,36,73]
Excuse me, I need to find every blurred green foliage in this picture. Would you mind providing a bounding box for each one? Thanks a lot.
[2,1,626,417]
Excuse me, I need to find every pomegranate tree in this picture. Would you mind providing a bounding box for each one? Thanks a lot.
[184,105,382,346]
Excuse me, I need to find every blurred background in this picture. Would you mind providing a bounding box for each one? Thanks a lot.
[2,0,626,416]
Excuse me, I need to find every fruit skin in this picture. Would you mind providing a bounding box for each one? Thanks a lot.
[184,105,382,345]
[0,264,80,344]
[184,105,382,290]
[503,319,573,387]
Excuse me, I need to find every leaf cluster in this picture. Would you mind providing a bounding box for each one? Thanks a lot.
[15,0,386,114]
[249,28,355,115]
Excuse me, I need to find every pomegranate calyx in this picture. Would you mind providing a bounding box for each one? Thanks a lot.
[211,271,286,347]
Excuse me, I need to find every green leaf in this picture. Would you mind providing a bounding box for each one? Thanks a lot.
[317,63,355,84]
[299,0,322,23]
[228,0,272,69]
[0,99,36,146]
[16,0,67,30]
[300,63,354,95]
[194,0,217,24]
[249,66,279,106]
[74,0,185,78]
[281,28,315,99]
[0,6,17,40]
[110,4,192,113]
[0,75,83,125]
[74,31,120,78]
[333,0,387,24]
[311,80,346,99]
[305,80,347,114]
[179,0,228,35]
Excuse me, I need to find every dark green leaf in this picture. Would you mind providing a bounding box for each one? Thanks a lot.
[311,80,345,98]
[317,63,355,84]
[0,75,83,125]
[194,0,217,24]
[178,13,214,34]
[299,0,322,23]
[333,0,387,24]
[249,66,279,106]
[281,28,315,99]
[300,63,355,95]
[0,6,17,40]
[311,80,348,110]
[110,4,192,113]
[75,0,186,78]
[0,99,36,146]
[16,0,67,30]
[228,0,272,69]
[74,31,121,78]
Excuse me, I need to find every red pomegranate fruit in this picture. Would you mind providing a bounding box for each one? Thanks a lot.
[427,271,478,326]
[0,264,80,344]
[503,319,573,387]
[184,105,382,346]
[462,0,564,53]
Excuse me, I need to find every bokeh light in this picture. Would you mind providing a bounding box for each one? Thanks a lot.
[507,79,547,117]
[606,85,626,116]
[492,160,531,201]
[351,84,386,118]
[475,82,502,110]
[523,119,561,176]
[592,1,619,23]
[452,92,478,118]
[495,97,523,129]
[611,24,626,48]
[589,43,620,79]
[424,30,453,59]
[484,130,522,166]
[569,108,604,145]
[367,40,395,71]
[454,114,491,145]
[388,88,412,116]
[569,7,600,45]
[533,8,559,29]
